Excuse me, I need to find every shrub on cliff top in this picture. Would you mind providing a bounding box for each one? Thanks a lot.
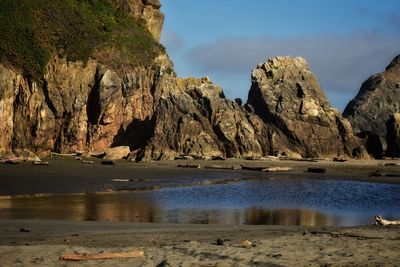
[0,0,164,80]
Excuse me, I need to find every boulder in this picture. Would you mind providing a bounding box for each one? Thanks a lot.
[247,56,359,158]
[104,146,131,160]
[13,149,41,162]
[344,55,400,156]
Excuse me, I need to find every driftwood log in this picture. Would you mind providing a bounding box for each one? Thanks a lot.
[307,167,326,173]
[262,167,292,172]
[177,163,200,169]
[375,215,400,225]
[60,250,144,261]
[205,165,242,170]
[241,166,268,171]
[32,161,49,165]
[101,160,116,165]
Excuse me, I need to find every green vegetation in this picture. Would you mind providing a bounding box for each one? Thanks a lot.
[0,0,164,80]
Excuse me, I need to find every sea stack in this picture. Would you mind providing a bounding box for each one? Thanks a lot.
[247,56,360,158]
[343,55,400,157]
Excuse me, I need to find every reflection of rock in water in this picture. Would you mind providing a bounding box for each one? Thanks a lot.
[0,193,163,223]
[82,193,163,223]
[244,207,333,226]
[165,209,243,225]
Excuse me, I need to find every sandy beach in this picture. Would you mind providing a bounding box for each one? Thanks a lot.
[0,220,399,266]
[1,158,400,266]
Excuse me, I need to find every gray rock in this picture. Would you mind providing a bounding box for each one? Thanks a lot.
[247,56,360,158]
[344,55,400,157]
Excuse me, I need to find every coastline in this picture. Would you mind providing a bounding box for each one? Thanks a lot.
[1,159,400,265]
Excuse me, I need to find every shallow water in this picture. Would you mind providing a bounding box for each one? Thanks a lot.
[1,178,399,226]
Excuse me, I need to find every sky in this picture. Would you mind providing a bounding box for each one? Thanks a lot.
[160,0,400,110]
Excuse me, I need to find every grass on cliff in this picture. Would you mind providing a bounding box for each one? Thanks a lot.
[0,0,164,80]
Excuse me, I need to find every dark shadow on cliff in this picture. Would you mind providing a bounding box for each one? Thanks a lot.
[111,117,155,151]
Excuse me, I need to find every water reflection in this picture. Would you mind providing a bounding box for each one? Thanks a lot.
[244,207,333,226]
[0,193,163,223]
[0,195,333,226]
[1,179,400,226]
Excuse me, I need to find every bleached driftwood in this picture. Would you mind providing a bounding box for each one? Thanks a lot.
[375,215,400,225]
[262,167,293,172]
[51,152,76,157]
[60,250,144,261]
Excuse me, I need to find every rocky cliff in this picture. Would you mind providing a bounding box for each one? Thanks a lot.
[247,57,360,158]
[0,55,169,158]
[343,55,400,157]
[0,1,362,160]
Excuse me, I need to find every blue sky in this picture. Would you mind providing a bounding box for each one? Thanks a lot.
[160,0,400,110]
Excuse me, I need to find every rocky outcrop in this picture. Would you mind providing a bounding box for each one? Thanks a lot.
[111,0,164,40]
[0,54,164,158]
[343,55,400,157]
[247,56,360,158]
[114,77,272,161]
[0,0,370,161]
[0,54,365,160]
[0,54,273,160]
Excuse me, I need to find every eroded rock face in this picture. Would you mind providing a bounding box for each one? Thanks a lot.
[248,56,359,158]
[116,77,272,161]
[343,55,400,156]
[0,54,163,158]
[1,50,368,160]
[110,0,164,40]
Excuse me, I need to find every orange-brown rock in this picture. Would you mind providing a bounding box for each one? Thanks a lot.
[344,55,400,157]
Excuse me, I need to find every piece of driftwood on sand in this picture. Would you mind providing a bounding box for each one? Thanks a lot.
[262,167,293,172]
[307,167,326,173]
[51,152,76,157]
[205,165,242,170]
[375,215,400,225]
[60,250,144,261]
[81,160,94,164]
[32,161,49,165]
[241,166,268,171]
[177,163,201,169]
[101,160,116,165]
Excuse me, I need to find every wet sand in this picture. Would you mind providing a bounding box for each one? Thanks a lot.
[1,158,400,197]
[1,158,400,265]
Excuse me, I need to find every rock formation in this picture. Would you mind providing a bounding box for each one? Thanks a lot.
[0,1,364,160]
[121,77,271,161]
[343,55,400,157]
[247,56,360,158]
[0,55,167,158]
